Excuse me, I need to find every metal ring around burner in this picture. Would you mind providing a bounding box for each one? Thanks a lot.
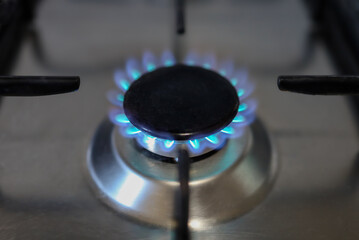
[86,118,278,230]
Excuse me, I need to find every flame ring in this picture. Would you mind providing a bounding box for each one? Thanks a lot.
[108,51,257,156]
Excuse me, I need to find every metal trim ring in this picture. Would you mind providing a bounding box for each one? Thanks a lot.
[86,118,278,230]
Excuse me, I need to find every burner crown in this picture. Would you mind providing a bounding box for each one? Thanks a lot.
[124,64,239,140]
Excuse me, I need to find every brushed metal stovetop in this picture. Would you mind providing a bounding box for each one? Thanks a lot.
[0,0,358,239]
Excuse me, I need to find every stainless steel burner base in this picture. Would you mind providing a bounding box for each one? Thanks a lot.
[86,118,278,230]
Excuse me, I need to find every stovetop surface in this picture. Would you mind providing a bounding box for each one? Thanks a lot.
[0,0,358,239]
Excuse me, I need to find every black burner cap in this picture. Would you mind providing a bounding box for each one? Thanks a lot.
[124,64,239,140]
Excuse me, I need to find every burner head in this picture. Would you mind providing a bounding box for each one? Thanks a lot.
[108,51,256,156]
[124,64,239,140]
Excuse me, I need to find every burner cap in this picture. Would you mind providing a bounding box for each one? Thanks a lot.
[124,64,239,140]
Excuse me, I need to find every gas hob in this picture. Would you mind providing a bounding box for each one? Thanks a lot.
[0,0,358,240]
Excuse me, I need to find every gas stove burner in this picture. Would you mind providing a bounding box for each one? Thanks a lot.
[107,51,256,157]
[86,51,276,229]
[124,64,239,140]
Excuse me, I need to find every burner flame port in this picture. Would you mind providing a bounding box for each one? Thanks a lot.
[107,51,257,157]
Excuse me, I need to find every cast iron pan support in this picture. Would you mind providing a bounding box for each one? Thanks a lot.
[278,75,359,95]
[175,0,185,35]
[0,76,80,96]
[174,149,191,240]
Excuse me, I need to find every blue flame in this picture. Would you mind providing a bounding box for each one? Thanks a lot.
[202,54,217,69]
[233,115,245,123]
[142,51,157,72]
[185,52,199,66]
[107,90,125,106]
[108,51,256,155]
[237,89,245,97]
[189,139,200,149]
[164,140,175,149]
[115,114,130,124]
[221,126,234,134]
[117,94,124,102]
[126,126,141,135]
[205,135,219,144]
[126,58,142,80]
[238,103,247,112]
[114,70,131,92]
[219,60,234,77]
[161,51,175,67]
